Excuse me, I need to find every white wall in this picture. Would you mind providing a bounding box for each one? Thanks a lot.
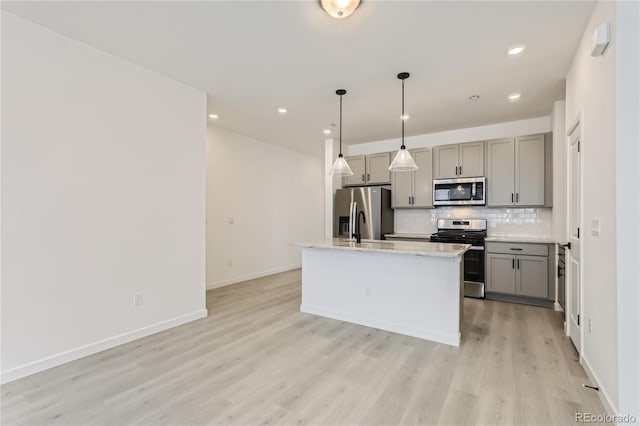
[1,14,207,383]
[347,116,551,156]
[551,101,567,242]
[614,0,640,418]
[565,0,618,412]
[206,127,324,289]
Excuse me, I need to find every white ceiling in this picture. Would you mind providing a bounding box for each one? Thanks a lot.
[2,1,594,157]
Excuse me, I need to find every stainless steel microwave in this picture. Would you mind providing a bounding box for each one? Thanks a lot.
[433,177,486,206]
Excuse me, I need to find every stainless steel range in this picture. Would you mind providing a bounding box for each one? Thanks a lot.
[430,219,487,298]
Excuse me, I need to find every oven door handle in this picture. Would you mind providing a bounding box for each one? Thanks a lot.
[468,246,484,251]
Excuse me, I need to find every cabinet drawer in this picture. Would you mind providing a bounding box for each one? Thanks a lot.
[485,242,548,256]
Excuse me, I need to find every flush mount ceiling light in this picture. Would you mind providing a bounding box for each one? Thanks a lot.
[277,107,287,114]
[208,114,219,119]
[329,89,354,176]
[507,44,526,55]
[389,72,418,172]
[318,0,362,19]
[508,92,522,101]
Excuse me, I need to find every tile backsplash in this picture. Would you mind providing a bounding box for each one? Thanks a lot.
[394,207,552,237]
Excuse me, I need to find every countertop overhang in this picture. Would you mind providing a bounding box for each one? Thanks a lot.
[297,238,470,258]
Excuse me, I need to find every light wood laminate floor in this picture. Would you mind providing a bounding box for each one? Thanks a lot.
[2,269,606,425]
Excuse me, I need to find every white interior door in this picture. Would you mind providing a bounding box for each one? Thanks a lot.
[568,123,582,352]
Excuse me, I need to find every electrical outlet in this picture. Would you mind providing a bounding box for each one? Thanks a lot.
[228,259,232,267]
[591,219,600,236]
[133,293,143,307]
[588,318,592,334]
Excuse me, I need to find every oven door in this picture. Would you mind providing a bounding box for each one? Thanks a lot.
[463,246,485,298]
[433,177,486,206]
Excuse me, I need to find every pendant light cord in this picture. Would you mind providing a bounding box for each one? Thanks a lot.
[401,78,406,149]
[339,94,343,156]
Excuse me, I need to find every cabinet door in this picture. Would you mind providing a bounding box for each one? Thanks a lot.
[433,144,459,179]
[458,142,484,177]
[515,135,545,206]
[342,156,366,186]
[412,148,433,207]
[516,255,548,298]
[487,138,515,206]
[391,169,413,208]
[366,153,391,184]
[486,253,516,294]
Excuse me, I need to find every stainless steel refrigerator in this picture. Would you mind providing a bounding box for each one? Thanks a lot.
[334,187,394,240]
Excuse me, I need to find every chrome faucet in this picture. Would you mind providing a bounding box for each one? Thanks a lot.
[352,210,366,243]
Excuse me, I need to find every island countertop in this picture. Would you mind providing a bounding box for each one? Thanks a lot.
[297,238,470,258]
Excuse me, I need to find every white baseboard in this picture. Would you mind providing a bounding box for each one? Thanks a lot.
[0,309,208,385]
[581,353,617,416]
[554,301,565,312]
[206,264,300,290]
[300,304,460,347]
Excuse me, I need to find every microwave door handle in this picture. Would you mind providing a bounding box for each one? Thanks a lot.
[472,183,476,198]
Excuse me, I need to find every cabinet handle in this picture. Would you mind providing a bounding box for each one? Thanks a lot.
[517,259,520,269]
[511,193,514,203]
[510,248,523,251]
[459,166,462,175]
[512,258,515,269]
[362,174,365,182]
[516,193,519,203]
[367,173,370,181]
[409,196,412,205]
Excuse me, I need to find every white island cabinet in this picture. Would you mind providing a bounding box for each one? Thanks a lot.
[297,239,470,347]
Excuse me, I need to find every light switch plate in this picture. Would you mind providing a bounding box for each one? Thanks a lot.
[591,219,600,236]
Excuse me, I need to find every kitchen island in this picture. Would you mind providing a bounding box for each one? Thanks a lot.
[297,239,470,346]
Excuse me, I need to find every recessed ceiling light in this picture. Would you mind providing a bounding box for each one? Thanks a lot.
[469,95,480,101]
[508,92,522,101]
[323,129,332,135]
[277,108,287,114]
[401,114,410,121]
[208,114,219,119]
[508,44,526,55]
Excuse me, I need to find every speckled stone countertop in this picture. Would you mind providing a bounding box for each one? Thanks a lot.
[384,233,432,239]
[298,239,470,258]
[485,236,557,244]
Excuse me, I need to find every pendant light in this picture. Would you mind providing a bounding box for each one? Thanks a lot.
[389,72,418,172]
[318,0,362,19]
[330,89,354,176]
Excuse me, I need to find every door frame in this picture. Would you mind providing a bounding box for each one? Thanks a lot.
[566,113,584,357]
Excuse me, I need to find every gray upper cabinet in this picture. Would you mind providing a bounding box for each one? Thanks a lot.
[487,138,516,206]
[515,135,545,206]
[433,142,484,179]
[391,148,433,208]
[487,134,545,207]
[343,154,391,186]
[458,142,484,177]
[366,153,391,184]
[433,144,459,179]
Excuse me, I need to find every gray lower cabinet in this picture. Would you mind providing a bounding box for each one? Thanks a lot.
[485,241,552,305]
[486,253,517,294]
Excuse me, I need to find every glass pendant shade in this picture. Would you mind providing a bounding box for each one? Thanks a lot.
[318,0,362,18]
[389,146,418,172]
[389,72,418,173]
[330,154,353,176]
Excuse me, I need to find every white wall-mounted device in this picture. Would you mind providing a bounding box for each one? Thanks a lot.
[591,22,610,57]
